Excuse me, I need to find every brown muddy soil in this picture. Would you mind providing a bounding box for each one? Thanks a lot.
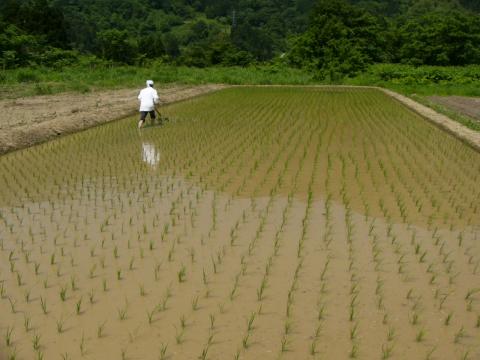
[0,84,226,154]
[428,96,480,122]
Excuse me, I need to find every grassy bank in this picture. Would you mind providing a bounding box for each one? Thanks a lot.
[346,64,480,97]
[0,64,317,98]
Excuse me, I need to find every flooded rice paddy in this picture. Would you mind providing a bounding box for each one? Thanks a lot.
[0,87,479,360]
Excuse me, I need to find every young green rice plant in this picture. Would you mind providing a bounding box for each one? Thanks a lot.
[246,311,256,332]
[80,333,86,356]
[8,296,16,314]
[5,326,13,347]
[139,284,146,297]
[280,335,289,352]
[209,314,216,331]
[16,272,23,286]
[40,296,47,314]
[147,307,156,325]
[76,297,83,315]
[191,295,199,311]
[177,265,186,283]
[118,305,128,321]
[70,276,78,291]
[60,285,68,301]
[32,334,41,351]
[350,323,358,340]
[180,315,187,330]
[56,317,65,334]
[465,288,480,301]
[444,312,453,326]
[350,343,358,358]
[242,333,250,349]
[159,343,168,360]
[256,276,267,301]
[416,328,426,342]
[382,343,393,359]
[454,326,465,343]
[97,321,106,338]
[24,314,31,332]
[175,327,184,345]
[0,282,6,299]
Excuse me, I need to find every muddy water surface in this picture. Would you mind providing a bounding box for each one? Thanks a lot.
[1,87,479,360]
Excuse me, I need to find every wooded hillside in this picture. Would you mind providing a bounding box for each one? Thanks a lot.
[1,0,479,75]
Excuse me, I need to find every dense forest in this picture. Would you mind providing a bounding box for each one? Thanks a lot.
[1,0,480,76]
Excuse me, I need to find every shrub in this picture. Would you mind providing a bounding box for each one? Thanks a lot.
[16,69,40,83]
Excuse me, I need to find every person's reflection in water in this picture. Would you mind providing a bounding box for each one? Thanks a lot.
[142,142,160,167]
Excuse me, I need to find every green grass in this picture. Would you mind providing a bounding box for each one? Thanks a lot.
[0,63,317,99]
[346,64,480,97]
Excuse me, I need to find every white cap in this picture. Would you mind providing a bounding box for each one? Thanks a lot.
[146,80,154,86]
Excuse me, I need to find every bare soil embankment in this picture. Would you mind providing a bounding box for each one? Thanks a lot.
[0,84,226,154]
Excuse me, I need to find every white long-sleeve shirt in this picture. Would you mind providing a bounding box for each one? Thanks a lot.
[138,87,159,111]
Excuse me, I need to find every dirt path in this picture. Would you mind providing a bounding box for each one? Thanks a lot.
[0,84,226,154]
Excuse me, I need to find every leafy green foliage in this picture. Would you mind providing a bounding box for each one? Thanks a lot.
[289,0,386,78]
[1,0,479,73]
[396,9,480,66]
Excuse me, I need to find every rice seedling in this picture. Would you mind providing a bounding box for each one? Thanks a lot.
[175,327,184,345]
[5,326,14,347]
[382,343,393,359]
[23,314,31,332]
[76,297,83,315]
[80,333,86,356]
[454,326,465,343]
[416,328,426,342]
[118,306,128,321]
[97,322,106,338]
[8,297,16,314]
[40,296,47,314]
[32,334,41,351]
[56,318,65,333]
[158,343,168,360]
[60,285,68,301]
[177,265,186,283]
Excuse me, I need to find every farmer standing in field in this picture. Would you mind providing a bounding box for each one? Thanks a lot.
[137,80,159,128]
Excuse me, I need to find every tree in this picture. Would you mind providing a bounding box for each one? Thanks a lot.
[288,0,386,77]
[0,22,40,68]
[397,9,480,65]
[97,29,138,64]
[163,32,181,58]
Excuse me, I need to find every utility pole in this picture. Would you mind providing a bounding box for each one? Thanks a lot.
[232,9,237,28]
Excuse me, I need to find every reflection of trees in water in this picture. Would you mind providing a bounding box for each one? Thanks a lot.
[142,142,160,167]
